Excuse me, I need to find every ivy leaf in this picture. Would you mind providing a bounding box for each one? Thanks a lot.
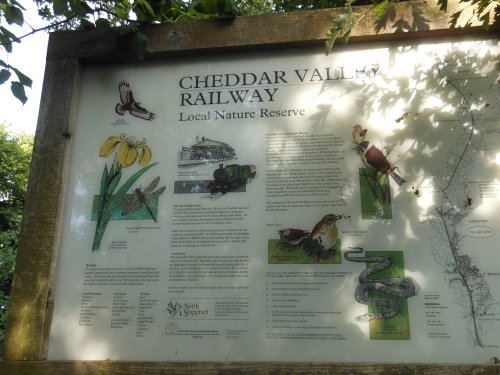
[10,81,28,105]
[0,69,12,85]
[4,5,24,26]
[11,67,32,88]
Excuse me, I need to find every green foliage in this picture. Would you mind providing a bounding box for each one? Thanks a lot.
[325,1,357,55]
[273,0,347,11]
[0,0,32,104]
[0,124,33,357]
[324,0,498,54]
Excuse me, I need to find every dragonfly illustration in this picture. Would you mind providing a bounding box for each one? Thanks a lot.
[118,176,166,222]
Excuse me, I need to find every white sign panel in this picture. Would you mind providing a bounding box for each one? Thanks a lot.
[48,38,500,363]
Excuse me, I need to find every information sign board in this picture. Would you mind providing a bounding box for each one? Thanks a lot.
[45,38,500,363]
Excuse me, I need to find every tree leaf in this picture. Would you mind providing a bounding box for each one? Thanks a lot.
[325,27,341,55]
[53,0,68,15]
[116,31,149,62]
[373,1,388,20]
[70,0,91,16]
[341,28,352,44]
[0,26,20,43]
[217,0,239,18]
[138,0,155,17]
[4,5,24,26]
[115,2,129,20]
[9,0,26,11]
[0,69,12,85]
[95,18,111,28]
[80,19,95,29]
[11,67,32,87]
[0,33,13,53]
[10,81,28,105]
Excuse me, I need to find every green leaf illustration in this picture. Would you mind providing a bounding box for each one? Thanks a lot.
[116,162,158,195]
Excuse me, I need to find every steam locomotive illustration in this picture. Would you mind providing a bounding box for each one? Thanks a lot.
[208,163,256,194]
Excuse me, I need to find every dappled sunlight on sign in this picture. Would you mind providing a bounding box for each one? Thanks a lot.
[40,36,500,363]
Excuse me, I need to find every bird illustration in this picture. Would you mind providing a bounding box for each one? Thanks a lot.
[352,124,368,144]
[352,124,369,154]
[359,142,406,186]
[310,214,342,250]
[278,228,310,247]
[303,214,342,261]
[115,81,156,120]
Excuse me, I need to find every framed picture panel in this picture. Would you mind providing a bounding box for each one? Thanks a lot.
[2,1,499,373]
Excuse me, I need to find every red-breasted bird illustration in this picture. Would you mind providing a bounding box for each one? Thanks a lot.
[353,125,405,186]
[278,228,310,246]
[360,142,406,186]
[115,81,156,120]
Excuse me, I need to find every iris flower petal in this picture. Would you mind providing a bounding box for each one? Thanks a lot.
[99,133,151,168]
[117,142,139,167]
[99,135,123,157]
[138,144,152,166]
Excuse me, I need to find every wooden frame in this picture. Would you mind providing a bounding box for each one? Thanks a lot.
[1,1,499,373]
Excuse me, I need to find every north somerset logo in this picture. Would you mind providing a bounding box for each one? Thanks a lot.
[166,301,209,317]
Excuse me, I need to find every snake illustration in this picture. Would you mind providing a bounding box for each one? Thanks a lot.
[344,247,416,322]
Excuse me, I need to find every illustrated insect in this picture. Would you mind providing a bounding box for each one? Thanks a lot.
[118,176,166,222]
[115,81,156,120]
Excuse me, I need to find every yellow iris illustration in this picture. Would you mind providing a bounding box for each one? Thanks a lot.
[99,133,152,167]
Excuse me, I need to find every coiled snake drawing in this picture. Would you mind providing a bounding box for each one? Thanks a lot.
[344,247,416,322]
